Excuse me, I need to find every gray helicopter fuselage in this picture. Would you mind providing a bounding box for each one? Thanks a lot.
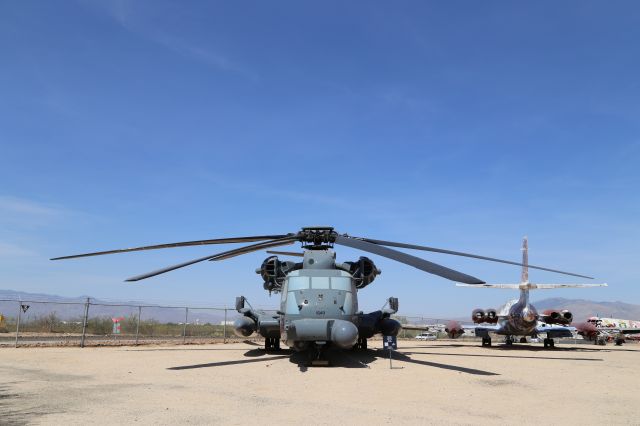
[280,268,359,349]
[279,249,360,350]
[234,248,399,352]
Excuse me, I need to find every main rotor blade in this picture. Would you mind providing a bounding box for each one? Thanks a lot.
[51,235,289,260]
[266,250,305,257]
[209,238,298,261]
[334,235,485,284]
[359,238,594,280]
[126,253,222,282]
[126,237,297,282]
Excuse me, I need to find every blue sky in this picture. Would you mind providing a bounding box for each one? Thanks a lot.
[1,1,639,316]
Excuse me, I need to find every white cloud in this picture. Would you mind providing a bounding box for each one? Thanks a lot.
[0,195,86,230]
[0,196,65,218]
[198,172,357,210]
[150,33,259,82]
[83,0,258,81]
[0,242,36,257]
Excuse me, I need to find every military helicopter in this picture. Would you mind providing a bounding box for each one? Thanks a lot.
[52,226,592,363]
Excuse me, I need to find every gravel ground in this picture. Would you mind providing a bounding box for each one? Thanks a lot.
[1,340,638,425]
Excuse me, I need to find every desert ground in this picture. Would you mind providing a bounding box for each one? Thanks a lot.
[1,340,639,425]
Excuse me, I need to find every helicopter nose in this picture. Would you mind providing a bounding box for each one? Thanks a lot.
[331,320,359,349]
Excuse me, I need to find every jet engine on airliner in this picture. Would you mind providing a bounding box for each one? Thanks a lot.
[445,320,465,338]
[471,308,498,324]
[541,309,573,325]
[575,321,598,340]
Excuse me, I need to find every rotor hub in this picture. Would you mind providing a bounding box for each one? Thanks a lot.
[299,226,337,248]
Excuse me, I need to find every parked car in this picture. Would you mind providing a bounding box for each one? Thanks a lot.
[415,332,437,341]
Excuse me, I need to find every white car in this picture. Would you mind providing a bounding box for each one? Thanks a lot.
[415,332,437,341]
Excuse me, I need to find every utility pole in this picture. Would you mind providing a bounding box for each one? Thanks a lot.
[223,308,227,344]
[182,307,189,344]
[135,306,141,346]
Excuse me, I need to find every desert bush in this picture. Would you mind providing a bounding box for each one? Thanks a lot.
[21,312,62,333]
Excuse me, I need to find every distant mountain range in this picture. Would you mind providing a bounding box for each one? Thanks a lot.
[0,289,235,323]
[2,290,638,324]
[533,297,640,322]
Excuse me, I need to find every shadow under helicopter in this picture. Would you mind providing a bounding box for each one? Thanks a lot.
[126,347,253,352]
[402,343,629,353]
[168,347,499,376]
[400,351,603,362]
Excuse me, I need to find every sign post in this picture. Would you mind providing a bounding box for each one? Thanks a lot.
[383,335,399,369]
[15,303,29,347]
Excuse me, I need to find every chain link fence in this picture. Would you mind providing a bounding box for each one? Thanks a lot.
[2,299,597,347]
[0,298,260,347]
[0,299,465,347]
[393,315,477,340]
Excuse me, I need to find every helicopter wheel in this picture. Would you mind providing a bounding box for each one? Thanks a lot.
[309,343,330,367]
[265,337,280,352]
[354,337,367,350]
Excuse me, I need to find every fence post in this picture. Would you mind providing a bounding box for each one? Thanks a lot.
[135,306,141,345]
[80,297,90,348]
[14,301,22,348]
[182,307,189,344]
[223,308,227,344]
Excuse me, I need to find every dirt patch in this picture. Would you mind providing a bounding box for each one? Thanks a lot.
[0,341,638,425]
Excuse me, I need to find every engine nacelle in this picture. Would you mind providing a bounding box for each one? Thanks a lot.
[233,316,257,337]
[472,308,498,324]
[256,256,296,294]
[472,308,486,324]
[344,257,380,289]
[575,321,598,340]
[542,309,573,325]
[379,318,402,336]
[445,320,464,338]
[356,311,400,338]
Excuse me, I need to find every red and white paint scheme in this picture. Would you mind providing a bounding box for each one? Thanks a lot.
[586,317,640,329]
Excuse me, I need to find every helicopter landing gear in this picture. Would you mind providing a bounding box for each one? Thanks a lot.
[309,342,330,366]
[354,337,368,350]
[265,337,280,352]
[481,337,492,347]
[520,337,527,344]
[543,338,555,348]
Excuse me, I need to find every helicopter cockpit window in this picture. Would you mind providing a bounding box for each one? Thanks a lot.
[330,277,351,291]
[311,277,330,289]
[288,276,310,290]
